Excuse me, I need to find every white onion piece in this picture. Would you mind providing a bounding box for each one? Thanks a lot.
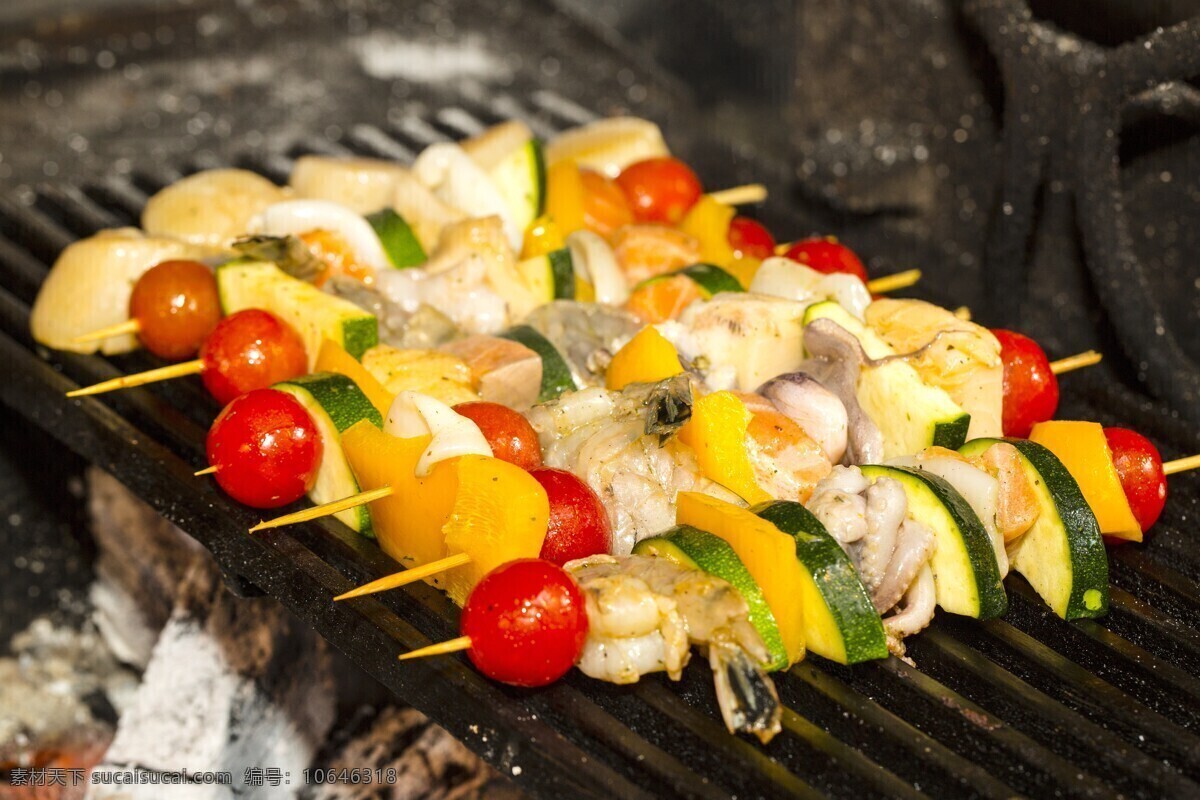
[384,391,493,476]
[567,230,629,305]
[253,199,392,272]
[412,142,520,250]
[888,454,1008,577]
[750,257,871,320]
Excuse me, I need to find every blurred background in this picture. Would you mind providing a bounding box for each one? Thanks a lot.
[0,1,1197,796]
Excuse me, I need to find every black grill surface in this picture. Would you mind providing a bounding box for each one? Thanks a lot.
[2,1,1199,797]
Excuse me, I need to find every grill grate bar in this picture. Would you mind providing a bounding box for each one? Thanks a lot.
[344,124,415,162]
[915,628,1199,797]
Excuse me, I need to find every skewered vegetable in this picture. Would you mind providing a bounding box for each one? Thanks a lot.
[1028,420,1142,542]
[200,309,308,405]
[206,388,323,509]
[991,328,1059,438]
[960,438,1108,620]
[458,559,589,688]
[452,401,543,471]
[275,372,383,533]
[782,237,868,282]
[605,326,685,391]
[1104,427,1167,535]
[616,157,703,224]
[530,467,613,565]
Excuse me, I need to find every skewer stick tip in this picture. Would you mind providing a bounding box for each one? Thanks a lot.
[707,184,768,206]
[1049,350,1103,376]
[65,359,204,398]
[248,485,395,533]
[334,552,473,601]
[866,268,922,294]
[399,636,472,661]
[69,318,142,345]
[194,466,219,476]
[1163,454,1200,476]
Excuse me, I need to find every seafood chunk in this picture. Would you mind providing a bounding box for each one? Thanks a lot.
[611,224,701,285]
[522,301,643,388]
[567,554,782,742]
[807,466,937,657]
[527,377,741,554]
[441,334,543,410]
[661,293,808,391]
[797,319,885,465]
[758,372,850,463]
[289,155,411,215]
[142,168,288,247]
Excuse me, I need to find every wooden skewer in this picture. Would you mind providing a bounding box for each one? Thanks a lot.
[248,486,395,533]
[399,635,472,661]
[194,466,219,476]
[866,269,922,294]
[1049,350,1103,376]
[70,318,141,345]
[1163,454,1200,476]
[335,552,473,601]
[708,184,767,206]
[953,306,972,321]
[66,359,204,398]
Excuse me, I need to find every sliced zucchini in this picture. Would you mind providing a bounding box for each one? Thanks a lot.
[860,465,1007,619]
[753,500,889,665]
[803,300,971,457]
[365,208,426,269]
[217,260,378,365]
[636,263,744,299]
[515,247,575,304]
[499,324,575,402]
[633,524,788,671]
[489,138,546,236]
[960,437,1108,620]
[274,372,383,535]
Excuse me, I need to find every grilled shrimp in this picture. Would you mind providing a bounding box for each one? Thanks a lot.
[567,554,782,743]
[522,301,643,387]
[807,466,937,657]
[611,224,702,285]
[744,409,833,503]
[528,377,743,554]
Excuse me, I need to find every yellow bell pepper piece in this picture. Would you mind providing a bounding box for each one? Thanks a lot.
[521,214,565,260]
[314,338,394,417]
[342,422,456,571]
[676,492,805,665]
[724,255,763,289]
[680,196,736,264]
[341,420,550,606]
[1029,420,1142,541]
[605,326,684,390]
[545,161,586,237]
[441,456,550,603]
[678,391,771,505]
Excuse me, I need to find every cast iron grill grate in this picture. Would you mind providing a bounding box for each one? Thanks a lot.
[2,97,1199,798]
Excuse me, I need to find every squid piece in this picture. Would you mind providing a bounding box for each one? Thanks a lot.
[758,372,850,464]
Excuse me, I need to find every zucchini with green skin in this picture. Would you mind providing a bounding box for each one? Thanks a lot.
[217,260,378,365]
[959,437,1108,620]
[802,300,971,456]
[516,247,576,303]
[860,464,1007,619]
[365,208,426,269]
[489,138,546,236]
[752,500,889,665]
[633,525,789,671]
[274,372,383,535]
[636,263,744,298]
[499,324,576,402]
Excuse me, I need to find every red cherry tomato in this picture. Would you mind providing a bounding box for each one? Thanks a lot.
[782,237,868,282]
[205,388,323,509]
[199,309,307,405]
[727,216,776,261]
[128,260,222,361]
[992,329,1059,438]
[452,401,543,471]
[460,558,589,687]
[529,467,613,566]
[1104,427,1167,534]
[615,157,703,224]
